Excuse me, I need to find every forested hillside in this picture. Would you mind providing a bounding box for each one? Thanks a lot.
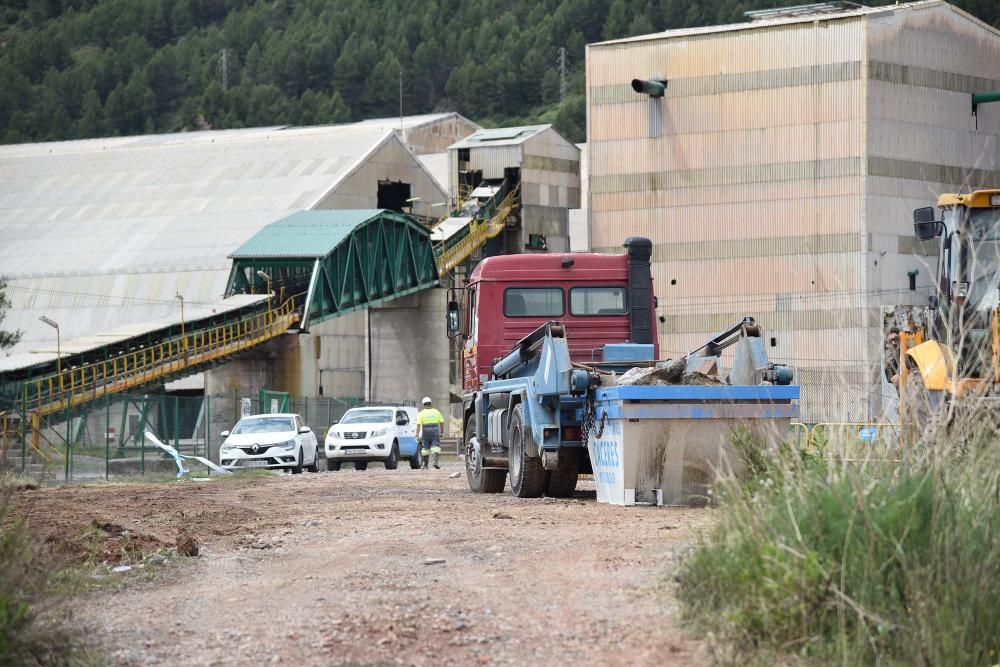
[1,0,997,145]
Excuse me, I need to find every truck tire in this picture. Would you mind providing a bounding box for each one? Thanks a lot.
[465,418,505,493]
[545,449,579,498]
[508,404,544,498]
[326,459,341,471]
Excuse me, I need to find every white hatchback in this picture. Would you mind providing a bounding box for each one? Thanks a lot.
[219,413,319,474]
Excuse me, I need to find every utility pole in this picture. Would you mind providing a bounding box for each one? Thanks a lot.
[219,48,229,91]
[558,47,567,106]
[399,67,404,131]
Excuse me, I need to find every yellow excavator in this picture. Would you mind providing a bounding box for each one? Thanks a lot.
[883,189,1000,433]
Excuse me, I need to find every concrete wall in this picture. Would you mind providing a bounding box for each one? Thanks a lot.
[368,289,451,433]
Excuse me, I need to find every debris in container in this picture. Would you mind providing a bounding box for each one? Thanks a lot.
[615,358,722,386]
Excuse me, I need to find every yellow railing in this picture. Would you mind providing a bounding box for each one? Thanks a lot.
[807,422,902,463]
[435,189,519,274]
[24,296,299,418]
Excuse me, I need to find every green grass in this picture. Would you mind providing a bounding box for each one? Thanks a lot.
[676,425,1000,665]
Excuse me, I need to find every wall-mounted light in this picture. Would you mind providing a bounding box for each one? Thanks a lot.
[631,78,668,98]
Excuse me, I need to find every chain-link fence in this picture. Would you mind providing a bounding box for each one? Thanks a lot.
[0,393,364,482]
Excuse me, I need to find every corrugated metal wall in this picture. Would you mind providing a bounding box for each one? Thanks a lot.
[588,16,870,421]
[587,3,1000,421]
[520,128,581,253]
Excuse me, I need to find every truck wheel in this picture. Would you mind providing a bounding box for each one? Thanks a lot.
[326,459,341,471]
[545,450,579,498]
[465,418,505,493]
[508,404,544,498]
[355,461,368,471]
[384,442,399,470]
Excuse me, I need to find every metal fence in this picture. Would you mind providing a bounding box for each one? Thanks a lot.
[0,393,364,482]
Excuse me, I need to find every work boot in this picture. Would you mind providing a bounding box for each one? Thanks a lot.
[431,451,440,469]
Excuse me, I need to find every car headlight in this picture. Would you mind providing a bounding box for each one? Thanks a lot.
[278,439,297,450]
[371,428,388,438]
[327,431,340,440]
[221,444,234,452]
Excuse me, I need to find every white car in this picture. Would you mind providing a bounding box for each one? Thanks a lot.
[324,406,421,471]
[219,413,319,474]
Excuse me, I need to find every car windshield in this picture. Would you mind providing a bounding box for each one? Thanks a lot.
[232,417,295,434]
[340,409,392,424]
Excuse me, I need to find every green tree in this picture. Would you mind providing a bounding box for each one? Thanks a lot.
[0,277,22,352]
[77,89,106,138]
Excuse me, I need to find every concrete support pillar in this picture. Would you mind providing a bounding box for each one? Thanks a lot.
[368,288,450,433]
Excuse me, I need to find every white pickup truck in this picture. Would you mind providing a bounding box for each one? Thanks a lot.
[324,405,422,470]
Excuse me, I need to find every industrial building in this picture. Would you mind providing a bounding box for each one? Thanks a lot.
[0,114,478,413]
[586,0,1000,420]
[449,125,580,253]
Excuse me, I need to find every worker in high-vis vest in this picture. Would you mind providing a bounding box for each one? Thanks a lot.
[416,396,445,469]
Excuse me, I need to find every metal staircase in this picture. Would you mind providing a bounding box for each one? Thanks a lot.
[433,186,520,274]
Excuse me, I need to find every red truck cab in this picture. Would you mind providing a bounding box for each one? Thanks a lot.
[458,237,658,392]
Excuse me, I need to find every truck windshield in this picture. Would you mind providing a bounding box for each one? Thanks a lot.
[341,409,392,424]
[961,208,1000,310]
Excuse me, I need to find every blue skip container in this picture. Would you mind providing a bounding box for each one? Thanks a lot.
[586,384,799,506]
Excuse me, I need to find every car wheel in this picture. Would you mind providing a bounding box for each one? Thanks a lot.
[290,448,304,474]
[326,459,341,471]
[306,449,319,473]
[409,447,424,470]
[384,442,399,470]
[355,461,368,471]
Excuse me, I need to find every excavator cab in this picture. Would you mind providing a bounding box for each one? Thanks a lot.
[902,190,1000,397]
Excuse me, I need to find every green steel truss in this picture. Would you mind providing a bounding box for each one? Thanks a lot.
[226,210,440,328]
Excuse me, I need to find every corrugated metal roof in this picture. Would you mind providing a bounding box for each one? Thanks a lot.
[591,0,999,45]
[349,112,479,132]
[0,294,266,373]
[450,125,550,149]
[230,210,385,259]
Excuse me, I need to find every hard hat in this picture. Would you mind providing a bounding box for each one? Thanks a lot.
[422,396,432,405]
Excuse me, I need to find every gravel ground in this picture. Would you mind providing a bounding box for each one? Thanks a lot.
[10,460,709,666]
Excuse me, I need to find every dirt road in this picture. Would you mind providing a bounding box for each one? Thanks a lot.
[11,461,708,666]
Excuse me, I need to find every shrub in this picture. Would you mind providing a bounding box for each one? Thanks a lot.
[677,428,1000,665]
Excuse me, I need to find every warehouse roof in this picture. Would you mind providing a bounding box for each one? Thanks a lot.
[0,294,267,373]
[449,125,550,149]
[0,117,451,355]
